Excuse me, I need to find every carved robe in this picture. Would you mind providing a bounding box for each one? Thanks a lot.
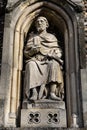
[24,32,63,98]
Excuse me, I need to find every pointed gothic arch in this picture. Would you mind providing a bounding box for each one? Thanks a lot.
[1,0,83,127]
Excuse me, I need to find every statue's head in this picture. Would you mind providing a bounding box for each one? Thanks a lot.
[35,16,49,32]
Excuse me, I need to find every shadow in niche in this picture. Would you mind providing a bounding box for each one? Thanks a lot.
[19,14,66,127]
[16,71,24,127]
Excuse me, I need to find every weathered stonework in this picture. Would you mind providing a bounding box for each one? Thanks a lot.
[0,0,87,129]
[84,0,87,65]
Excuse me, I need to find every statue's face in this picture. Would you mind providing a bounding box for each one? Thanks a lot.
[36,17,48,32]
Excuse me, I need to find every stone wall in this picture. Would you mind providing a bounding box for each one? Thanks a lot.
[1,127,84,130]
[81,0,87,127]
[0,0,87,129]
[84,0,87,65]
[0,0,7,127]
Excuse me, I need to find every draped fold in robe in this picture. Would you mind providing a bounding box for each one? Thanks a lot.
[24,33,63,97]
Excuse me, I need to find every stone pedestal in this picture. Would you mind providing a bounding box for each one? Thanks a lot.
[21,100,66,127]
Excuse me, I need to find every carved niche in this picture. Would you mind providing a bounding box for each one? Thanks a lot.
[1,0,84,128]
[21,16,66,127]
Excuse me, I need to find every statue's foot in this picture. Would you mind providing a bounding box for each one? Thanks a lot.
[30,95,37,101]
[50,93,62,101]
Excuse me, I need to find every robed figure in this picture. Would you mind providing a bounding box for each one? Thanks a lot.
[24,16,64,101]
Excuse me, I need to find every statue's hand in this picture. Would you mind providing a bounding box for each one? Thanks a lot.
[47,50,54,58]
[47,54,53,59]
[32,46,40,53]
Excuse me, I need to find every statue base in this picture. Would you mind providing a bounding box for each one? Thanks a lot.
[21,99,66,127]
[22,99,65,109]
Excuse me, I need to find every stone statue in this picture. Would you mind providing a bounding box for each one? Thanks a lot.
[24,16,64,101]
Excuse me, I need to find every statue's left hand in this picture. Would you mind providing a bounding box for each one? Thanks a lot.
[47,50,54,58]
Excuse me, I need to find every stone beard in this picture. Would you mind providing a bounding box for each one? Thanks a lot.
[24,16,64,101]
